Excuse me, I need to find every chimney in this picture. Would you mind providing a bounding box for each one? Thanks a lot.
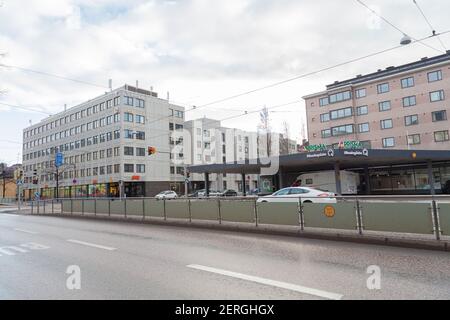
[167,91,170,101]
[64,104,67,112]
[108,79,112,91]
[136,80,139,89]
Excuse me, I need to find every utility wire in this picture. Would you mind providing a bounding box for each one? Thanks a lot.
[144,31,450,129]
[356,0,444,54]
[0,64,109,89]
[413,0,447,51]
[0,102,53,115]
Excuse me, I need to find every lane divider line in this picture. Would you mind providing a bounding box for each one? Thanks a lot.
[187,264,343,300]
[66,239,117,251]
[14,228,39,235]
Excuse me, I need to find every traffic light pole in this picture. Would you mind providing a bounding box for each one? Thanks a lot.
[55,167,59,199]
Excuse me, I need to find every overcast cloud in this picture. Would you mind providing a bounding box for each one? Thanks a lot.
[1,0,450,164]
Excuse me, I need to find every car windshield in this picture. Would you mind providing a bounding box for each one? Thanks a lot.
[273,189,290,196]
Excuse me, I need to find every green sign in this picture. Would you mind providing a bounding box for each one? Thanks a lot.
[304,144,327,152]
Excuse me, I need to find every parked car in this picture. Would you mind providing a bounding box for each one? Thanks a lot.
[257,187,336,203]
[188,189,222,198]
[155,190,178,200]
[221,189,238,197]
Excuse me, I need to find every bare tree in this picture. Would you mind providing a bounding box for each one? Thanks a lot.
[41,163,76,199]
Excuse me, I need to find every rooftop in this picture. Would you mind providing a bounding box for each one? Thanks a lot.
[326,51,450,91]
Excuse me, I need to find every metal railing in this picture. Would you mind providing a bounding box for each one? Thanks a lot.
[27,195,450,241]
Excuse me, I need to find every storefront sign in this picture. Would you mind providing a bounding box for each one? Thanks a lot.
[306,149,334,159]
[343,148,369,157]
[304,144,327,152]
[132,175,141,181]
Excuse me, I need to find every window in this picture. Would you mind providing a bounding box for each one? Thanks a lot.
[380,119,393,130]
[407,134,421,145]
[434,130,449,142]
[430,90,445,102]
[136,164,145,173]
[320,113,330,122]
[136,148,145,156]
[379,101,391,111]
[328,91,352,104]
[124,112,134,122]
[330,107,353,120]
[382,137,395,148]
[106,132,112,141]
[114,164,120,173]
[135,99,145,108]
[124,164,134,173]
[114,147,120,157]
[175,110,184,118]
[114,113,120,122]
[113,96,120,106]
[124,96,134,106]
[356,105,368,116]
[428,70,442,83]
[401,77,415,88]
[107,148,113,158]
[405,114,419,126]
[114,130,120,139]
[106,116,112,125]
[107,165,112,174]
[176,167,184,175]
[321,129,331,138]
[355,88,366,99]
[135,115,145,124]
[175,124,183,131]
[124,147,134,156]
[135,131,145,140]
[319,97,329,107]
[124,130,134,139]
[403,96,417,107]
[377,83,390,94]
[358,123,370,133]
[170,166,175,174]
[432,110,447,122]
[331,124,354,136]
[99,166,105,175]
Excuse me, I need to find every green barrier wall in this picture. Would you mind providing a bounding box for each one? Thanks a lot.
[94,199,109,214]
[190,200,219,221]
[144,199,165,218]
[438,203,450,236]
[72,200,83,214]
[361,202,433,234]
[257,202,299,226]
[126,199,144,217]
[61,200,71,214]
[110,200,125,216]
[303,202,357,230]
[83,200,96,214]
[220,200,255,223]
[165,200,190,219]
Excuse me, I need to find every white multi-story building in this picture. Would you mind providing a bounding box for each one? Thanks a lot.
[22,84,186,199]
[184,118,298,194]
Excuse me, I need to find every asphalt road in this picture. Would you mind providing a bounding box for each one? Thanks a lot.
[0,212,449,300]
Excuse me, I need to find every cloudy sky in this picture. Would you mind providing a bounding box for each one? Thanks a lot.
[1,0,449,165]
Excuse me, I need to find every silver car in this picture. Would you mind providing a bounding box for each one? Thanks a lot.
[257,187,336,203]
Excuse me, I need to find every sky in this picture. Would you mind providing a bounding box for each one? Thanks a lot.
[1,0,450,165]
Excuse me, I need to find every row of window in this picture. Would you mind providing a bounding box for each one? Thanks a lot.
[24,113,121,150]
[23,129,146,161]
[382,130,449,148]
[23,96,132,139]
[319,91,446,123]
[318,69,444,107]
[124,112,145,124]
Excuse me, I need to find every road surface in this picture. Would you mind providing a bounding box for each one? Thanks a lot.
[0,212,449,300]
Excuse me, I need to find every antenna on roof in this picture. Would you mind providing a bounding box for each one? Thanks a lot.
[109,79,112,92]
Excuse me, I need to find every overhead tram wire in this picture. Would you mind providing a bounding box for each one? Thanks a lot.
[0,102,53,115]
[143,31,450,130]
[146,100,303,142]
[355,0,444,54]
[413,0,447,51]
[0,64,109,89]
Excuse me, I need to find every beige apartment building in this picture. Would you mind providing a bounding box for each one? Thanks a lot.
[304,52,450,150]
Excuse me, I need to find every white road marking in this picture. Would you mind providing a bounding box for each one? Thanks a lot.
[187,264,343,300]
[14,228,38,234]
[66,239,117,251]
[0,213,20,216]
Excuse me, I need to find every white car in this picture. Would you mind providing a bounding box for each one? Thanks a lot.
[257,187,336,203]
[155,190,178,200]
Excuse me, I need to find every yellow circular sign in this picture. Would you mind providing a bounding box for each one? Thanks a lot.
[324,206,336,218]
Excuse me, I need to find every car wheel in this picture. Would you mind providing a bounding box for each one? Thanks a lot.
[303,200,313,203]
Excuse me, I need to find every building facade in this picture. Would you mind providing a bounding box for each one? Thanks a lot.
[184,118,298,194]
[22,85,186,199]
[304,52,450,150]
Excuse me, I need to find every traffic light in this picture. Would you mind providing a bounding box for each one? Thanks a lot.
[148,147,157,156]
